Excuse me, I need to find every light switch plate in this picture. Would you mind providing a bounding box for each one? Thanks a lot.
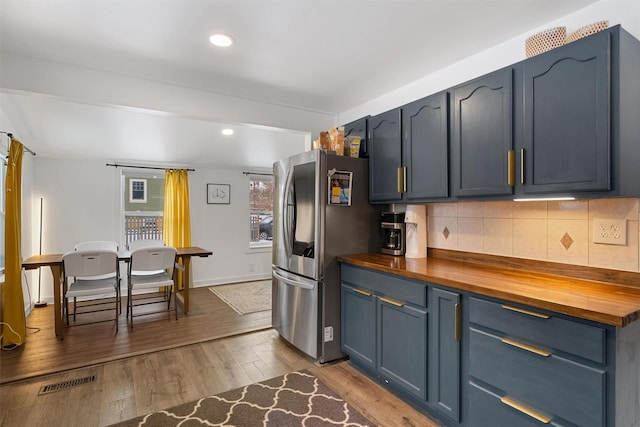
[593,218,627,245]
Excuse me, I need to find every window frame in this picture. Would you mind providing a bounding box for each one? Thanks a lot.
[248,174,274,249]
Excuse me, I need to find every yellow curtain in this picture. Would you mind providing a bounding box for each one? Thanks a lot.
[2,139,26,349]
[163,169,191,290]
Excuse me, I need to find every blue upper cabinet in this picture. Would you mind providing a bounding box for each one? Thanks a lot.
[403,92,450,201]
[521,29,611,194]
[452,68,514,198]
[518,25,640,198]
[368,108,403,203]
[362,25,640,203]
[343,116,369,158]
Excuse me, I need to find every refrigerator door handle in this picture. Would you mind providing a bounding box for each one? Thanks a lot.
[282,167,294,258]
[273,268,316,290]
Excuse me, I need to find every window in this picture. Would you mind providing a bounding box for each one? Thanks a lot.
[249,174,273,248]
[129,178,147,203]
[123,172,164,247]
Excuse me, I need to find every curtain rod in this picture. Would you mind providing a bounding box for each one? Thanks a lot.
[242,171,273,176]
[106,163,195,172]
[1,131,36,156]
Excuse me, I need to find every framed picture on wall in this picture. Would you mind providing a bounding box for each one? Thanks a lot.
[207,183,230,204]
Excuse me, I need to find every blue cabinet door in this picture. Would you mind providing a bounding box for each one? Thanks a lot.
[403,92,450,200]
[341,284,377,369]
[343,117,369,158]
[452,68,513,197]
[429,288,461,422]
[378,296,428,401]
[369,108,403,202]
[522,30,611,194]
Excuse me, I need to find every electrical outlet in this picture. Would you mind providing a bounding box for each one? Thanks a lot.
[593,219,627,245]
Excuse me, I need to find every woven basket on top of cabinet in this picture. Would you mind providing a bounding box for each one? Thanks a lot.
[566,20,609,44]
[525,26,566,58]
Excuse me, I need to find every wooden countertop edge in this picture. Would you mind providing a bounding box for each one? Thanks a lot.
[337,254,640,328]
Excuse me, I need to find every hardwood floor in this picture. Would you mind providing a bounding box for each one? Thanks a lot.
[0,287,271,383]
[0,287,442,427]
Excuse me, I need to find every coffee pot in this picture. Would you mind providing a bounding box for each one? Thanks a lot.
[380,212,406,256]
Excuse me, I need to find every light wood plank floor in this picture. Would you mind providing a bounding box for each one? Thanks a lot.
[1,287,271,383]
[0,286,442,427]
[0,329,442,426]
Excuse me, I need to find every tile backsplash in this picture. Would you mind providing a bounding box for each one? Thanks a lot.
[424,198,640,272]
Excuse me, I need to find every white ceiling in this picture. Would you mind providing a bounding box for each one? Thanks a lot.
[0,0,600,168]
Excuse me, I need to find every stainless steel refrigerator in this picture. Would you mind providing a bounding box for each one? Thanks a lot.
[272,150,381,363]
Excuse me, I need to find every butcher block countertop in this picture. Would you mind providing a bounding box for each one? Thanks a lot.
[337,252,640,328]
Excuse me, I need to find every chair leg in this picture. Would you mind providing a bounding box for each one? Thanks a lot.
[73,297,77,321]
[118,279,122,314]
[174,285,178,320]
[65,297,69,326]
[115,290,119,333]
[128,285,133,328]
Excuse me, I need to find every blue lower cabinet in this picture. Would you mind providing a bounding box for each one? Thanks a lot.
[469,381,553,427]
[469,327,605,427]
[430,288,461,422]
[377,296,428,400]
[341,284,376,369]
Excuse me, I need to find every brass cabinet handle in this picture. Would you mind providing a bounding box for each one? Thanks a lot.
[501,304,551,319]
[507,150,515,186]
[454,303,462,341]
[500,396,551,424]
[520,148,525,184]
[397,167,403,193]
[353,288,372,297]
[402,166,407,193]
[501,337,551,357]
[379,296,404,307]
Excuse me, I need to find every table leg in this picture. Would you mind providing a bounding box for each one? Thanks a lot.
[49,264,63,339]
[182,256,192,314]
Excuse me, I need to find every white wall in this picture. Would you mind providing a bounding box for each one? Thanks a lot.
[24,158,275,304]
[339,0,640,124]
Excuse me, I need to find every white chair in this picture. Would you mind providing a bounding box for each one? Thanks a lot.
[71,240,121,315]
[127,246,184,327]
[127,239,166,276]
[62,249,120,336]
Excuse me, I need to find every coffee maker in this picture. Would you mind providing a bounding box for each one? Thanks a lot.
[380,212,406,256]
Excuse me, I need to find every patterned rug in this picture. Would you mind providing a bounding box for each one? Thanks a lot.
[110,370,374,426]
[209,280,271,315]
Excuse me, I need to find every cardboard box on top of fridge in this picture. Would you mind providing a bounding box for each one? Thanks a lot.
[328,127,345,155]
[312,131,331,151]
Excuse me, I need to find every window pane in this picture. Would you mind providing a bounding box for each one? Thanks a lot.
[249,175,273,245]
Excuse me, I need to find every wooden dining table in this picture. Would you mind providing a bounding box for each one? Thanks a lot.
[22,246,213,339]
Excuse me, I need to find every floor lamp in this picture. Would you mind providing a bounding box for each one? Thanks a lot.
[34,197,47,308]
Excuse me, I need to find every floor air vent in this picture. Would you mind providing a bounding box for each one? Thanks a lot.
[38,375,96,395]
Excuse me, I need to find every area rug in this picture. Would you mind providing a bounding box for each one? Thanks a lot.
[111,369,374,426]
[209,280,271,315]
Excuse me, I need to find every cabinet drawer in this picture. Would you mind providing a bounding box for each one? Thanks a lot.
[469,328,605,427]
[469,381,561,427]
[469,297,606,363]
[341,265,427,307]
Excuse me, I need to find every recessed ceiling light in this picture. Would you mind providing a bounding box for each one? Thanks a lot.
[209,33,234,47]
[221,128,234,136]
